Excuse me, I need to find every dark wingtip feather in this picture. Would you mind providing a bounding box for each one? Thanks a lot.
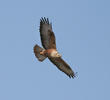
[40,17,50,24]
[39,17,50,32]
[69,72,77,79]
[47,18,49,24]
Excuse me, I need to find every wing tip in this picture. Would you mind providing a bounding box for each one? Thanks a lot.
[40,17,50,24]
[68,72,78,79]
[39,17,51,32]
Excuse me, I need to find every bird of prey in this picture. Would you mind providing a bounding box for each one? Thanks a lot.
[34,17,75,78]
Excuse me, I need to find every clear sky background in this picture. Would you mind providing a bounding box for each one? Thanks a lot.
[0,0,110,100]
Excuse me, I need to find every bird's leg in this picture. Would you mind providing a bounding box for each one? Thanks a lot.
[40,49,46,55]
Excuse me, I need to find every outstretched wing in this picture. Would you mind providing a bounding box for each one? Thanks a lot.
[40,17,56,49]
[48,57,75,78]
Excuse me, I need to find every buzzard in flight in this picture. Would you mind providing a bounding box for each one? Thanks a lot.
[34,17,75,78]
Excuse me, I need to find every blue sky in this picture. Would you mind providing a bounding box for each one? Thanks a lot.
[0,0,110,100]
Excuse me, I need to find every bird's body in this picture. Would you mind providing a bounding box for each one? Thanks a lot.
[34,17,75,78]
[40,49,61,57]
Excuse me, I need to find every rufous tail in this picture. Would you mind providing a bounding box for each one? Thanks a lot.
[34,44,47,62]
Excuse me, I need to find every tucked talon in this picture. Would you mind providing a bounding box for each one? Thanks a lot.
[40,51,43,55]
[40,50,45,55]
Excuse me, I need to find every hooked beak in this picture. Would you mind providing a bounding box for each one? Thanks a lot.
[57,53,62,57]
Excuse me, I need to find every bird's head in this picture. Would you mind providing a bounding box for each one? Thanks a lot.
[56,52,62,57]
[50,50,61,57]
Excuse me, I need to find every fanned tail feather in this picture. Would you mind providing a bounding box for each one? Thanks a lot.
[34,44,47,61]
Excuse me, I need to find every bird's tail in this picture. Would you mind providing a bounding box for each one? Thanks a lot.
[34,44,47,62]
